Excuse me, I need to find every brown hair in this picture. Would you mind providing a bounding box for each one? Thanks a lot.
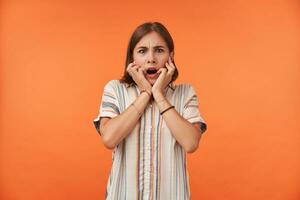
[120,22,179,84]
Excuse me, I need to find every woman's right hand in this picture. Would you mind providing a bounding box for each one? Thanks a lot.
[126,61,152,95]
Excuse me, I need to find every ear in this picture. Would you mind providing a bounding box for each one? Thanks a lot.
[170,52,174,61]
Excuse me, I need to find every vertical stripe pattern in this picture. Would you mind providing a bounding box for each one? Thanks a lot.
[93,80,207,200]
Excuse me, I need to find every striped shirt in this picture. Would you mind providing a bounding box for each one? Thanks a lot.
[93,80,207,200]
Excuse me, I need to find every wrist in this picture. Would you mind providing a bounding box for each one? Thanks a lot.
[153,91,164,100]
[140,89,152,98]
[160,105,175,115]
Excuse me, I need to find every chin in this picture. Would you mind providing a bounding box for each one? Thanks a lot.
[148,79,156,86]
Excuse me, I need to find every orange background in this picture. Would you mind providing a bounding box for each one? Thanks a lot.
[1,0,300,199]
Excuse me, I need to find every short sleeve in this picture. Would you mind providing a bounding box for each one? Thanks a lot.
[93,80,120,135]
[182,85,207,134]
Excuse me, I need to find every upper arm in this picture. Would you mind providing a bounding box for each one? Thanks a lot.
[193,123,201,131]
[99,117,111,135]
[193,122,206,135]
[182,84,207,134]
[93,80,120,135]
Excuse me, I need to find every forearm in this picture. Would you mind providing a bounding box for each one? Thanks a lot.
[154,93,201,153]
[102,92,151,149]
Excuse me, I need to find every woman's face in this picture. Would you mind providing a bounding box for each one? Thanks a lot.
[133,31,173,85]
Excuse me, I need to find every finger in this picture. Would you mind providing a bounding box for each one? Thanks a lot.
[166,58,173,69]
[128,61,140,68]
[169,56,175,64]
[167,58,176,69]
[140,68,147,75]
[157,68,163,74]
[159,67,167,75]
[126,62,134,71]
[168,57,176,69]
[127,65,140,77]
[158,67,167,72]
[166,64,175,77]
[129,67,139,78]
[165,61,171,70]
[132,65,139,70]
[137,67,144,75]
[127,62,139,73]
[165,62,173,74]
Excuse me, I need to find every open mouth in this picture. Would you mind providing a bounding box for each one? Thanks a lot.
[146,68,158,74]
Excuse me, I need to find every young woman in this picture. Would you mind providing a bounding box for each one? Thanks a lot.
[93,22,207,200]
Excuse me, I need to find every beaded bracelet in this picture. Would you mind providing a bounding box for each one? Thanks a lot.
[160,105,175,115]
[140,89,152,97]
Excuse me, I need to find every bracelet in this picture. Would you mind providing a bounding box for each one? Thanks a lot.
[160,105,175,115]
[131,102,142,116]
[140,89,152,97]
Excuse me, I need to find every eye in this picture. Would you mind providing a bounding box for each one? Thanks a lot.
[156,48,164,53]
[138,49,146,54]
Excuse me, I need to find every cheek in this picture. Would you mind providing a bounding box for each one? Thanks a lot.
[161,54,170,63]
[133,54,144,64]
[160,57,169,66]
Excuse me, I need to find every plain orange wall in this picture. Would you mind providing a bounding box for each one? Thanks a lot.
[1,1,300,199]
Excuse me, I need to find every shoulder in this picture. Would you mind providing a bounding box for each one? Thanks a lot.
[174,83,198,105]
[103,80,126,90]
[174,83,195,94]
[104,79,121,87]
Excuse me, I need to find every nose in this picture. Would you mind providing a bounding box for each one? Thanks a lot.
[147,51,156,64]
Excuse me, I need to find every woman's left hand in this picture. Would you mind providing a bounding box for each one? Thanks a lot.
[152,56,175,98]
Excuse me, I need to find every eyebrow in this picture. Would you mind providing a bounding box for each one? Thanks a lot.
[136,45,165,49]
